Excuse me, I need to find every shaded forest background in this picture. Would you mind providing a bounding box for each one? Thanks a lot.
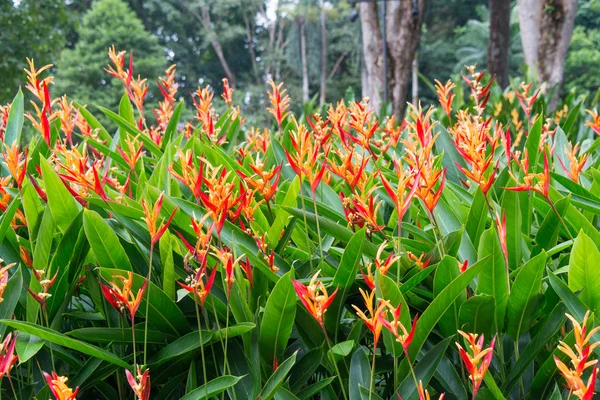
[1,0,599,126]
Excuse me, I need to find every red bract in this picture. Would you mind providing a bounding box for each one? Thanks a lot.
[0,332,18,380]
[142,192,177,245]
[126,366,151,400]
[292,271,338,328]
[44,371,79,400]
[178,262,217,306]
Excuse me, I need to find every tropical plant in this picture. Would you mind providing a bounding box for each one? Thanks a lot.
[1,48,600,400]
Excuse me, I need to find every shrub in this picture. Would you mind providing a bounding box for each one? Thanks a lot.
[0,50,599,399]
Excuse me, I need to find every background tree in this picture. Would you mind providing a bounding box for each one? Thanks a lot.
[487,0,511,88]
[55,0,164,114]
[0,0,71,103]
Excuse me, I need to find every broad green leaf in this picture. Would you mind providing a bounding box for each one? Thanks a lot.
[396,337,452,399]
[289,348,322,392]
[458,294,496,337]
[66,327,173,344]
[259,270,296,366]
[4,89,24,146]
[97,106,163,156]
[501,190,522,270]
[326,228,366,337]
[533,196,571,255]
[179,376,243,400]
[476,228,509,332]
[159,233,175,300]
[400,256,486,378]
[0,320,130,369]
[505,251,547,340]
[465,188,488,249]
[525,115,543,167]
[0,197,21,244]
[27,207,55,322]
[297,377,336,400]
[568,231,600,313]
[84,210,132,271]
[433,256,465,337]
[40,157,80,232]
[349,346,370,400]
[74,103,111,142]
[0,265,21,336]
[267,177,300,247]
[162,101,184,149]
[258,351,297,400]
[15,333,45,363]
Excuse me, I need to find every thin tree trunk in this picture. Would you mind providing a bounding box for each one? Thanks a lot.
[517,0,541,72]
[319,0,327,106]
[412,53,418,106]
[488,0,511,89]
[299,16,309,103]
[243,11,261,83]
[537,0,578,108]
[360,2,384,112]
[386,0,426,119]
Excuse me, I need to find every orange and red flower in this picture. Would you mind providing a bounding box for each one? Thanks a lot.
[101,272,147,322]
[456,331,495,398]
[44,371,79,400]
[126,366,150,400]
[293,270,338,328]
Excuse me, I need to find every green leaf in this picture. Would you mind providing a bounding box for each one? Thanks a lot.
[330,339,355,357]
[434,256,465,337]
[465,188,488,249]
[326,228,366,336]
[162,101,184,149]
[84,210,132,271]
[0,265,21,336]
[505,251,547,340]
[501,190,522,270]
[568,231,600,313]
[289,348,322,392]
[0,196,21,245]
[0,320,130,369]
[267,177,300,247]
[349,346,370,400]
[98,268,189,335]
[458,294,496,337]
[97,106,163,156]
[400,256,486,378]
[297,377,336,400]
[4,89,24,146]
[533,196,571,255]
[74,103,111,142]
[259,351,297,400]
[40,157,80,233]
[396,337,452,399]
[525,115,543,167]
[259,270,296,366]
[66,327,173,344]
[476,228,509,332]
[159,233,175,301]
[15,332,45,363]
[179,376,243,400]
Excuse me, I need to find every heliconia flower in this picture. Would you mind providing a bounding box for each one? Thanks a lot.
[212,247,244,296]
[507,150,550,200]
[456,331,495,398]
[24,58,54,106]
[267,80,291,130]
[2,144,28,189]
[360,262,376,291]
[434,79,456,119]
[558,142,589,183]
[459,260,468,273]
[141,193,178,245]
[242,127,271,154]
[585,109,600,136]
[0,260,15,303]
[351,288,388,348]
[380,160,420,220]
[378,301,418,355]
[100,272,147,322]
[0,332,18,380]
[28,269,58,308]
[516,82,540,120]
[222,78,234,107]
[350,186,385,237]
[117,135,145,171]
[407,251,430,269]
[374,241,399,276]
[292,270,338,328]
[462,66,494,116]
[415,165,446,213]
[414,380,445,400]
[178,262,217,307]
[240,257,253,289]
[126,366,150,400]
[43,371,79,400]
[328,148,370,191]
[55,96,77,146]
[0,104,10,141]
[237,156,282,205]
[155,64,178,131]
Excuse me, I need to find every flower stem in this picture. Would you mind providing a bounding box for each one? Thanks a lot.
[143,243,154,366]
[396,216,402,286]
[547,197,573,240]
[323,326,348,400]
[404,350,419,392]
[369,345,377,400]
[131,316,137,368]
[299,180,314,271]
[312,194,324,265]
[194,296,208,399]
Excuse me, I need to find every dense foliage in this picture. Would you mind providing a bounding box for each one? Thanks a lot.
[2,50,600,400]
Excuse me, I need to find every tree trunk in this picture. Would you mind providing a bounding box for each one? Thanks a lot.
[299,16,309,103]
[319,0,327,106]
[359,2,384,112]
[517,0,578,108]
[243,11,261,84]
[488,0,511,89]
[537,0,577,104]
[517,0,541,71]
[386,0,426,119]
[412,53,418,106]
